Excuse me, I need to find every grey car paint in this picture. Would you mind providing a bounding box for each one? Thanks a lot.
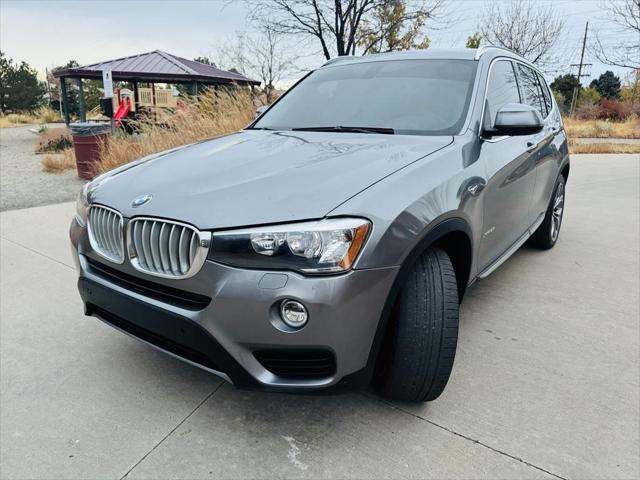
[70,47,569,391]
[90,131,453,230]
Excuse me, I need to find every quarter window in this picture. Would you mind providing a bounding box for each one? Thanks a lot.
[517,64,546,118]
[537,72,552,116]
[484,60,521,129]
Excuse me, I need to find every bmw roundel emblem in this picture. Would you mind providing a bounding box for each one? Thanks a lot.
[132,194,153,208]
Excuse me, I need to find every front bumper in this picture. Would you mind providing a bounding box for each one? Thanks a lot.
[71,217,398,393]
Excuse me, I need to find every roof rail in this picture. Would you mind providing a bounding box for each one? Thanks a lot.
[474,45,522,60]
[322,56,354,67]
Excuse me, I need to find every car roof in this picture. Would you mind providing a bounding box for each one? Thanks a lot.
[321,47,527,68]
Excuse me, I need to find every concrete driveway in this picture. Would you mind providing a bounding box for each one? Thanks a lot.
[1,154,638,479]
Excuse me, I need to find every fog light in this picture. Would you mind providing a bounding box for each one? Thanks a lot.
[280,300,308,328]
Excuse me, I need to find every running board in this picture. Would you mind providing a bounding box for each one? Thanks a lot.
[478,213,545,279]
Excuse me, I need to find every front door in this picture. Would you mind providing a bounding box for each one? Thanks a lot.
[477,59,538,271]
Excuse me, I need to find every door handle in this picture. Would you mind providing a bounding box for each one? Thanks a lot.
[526,141,537,152]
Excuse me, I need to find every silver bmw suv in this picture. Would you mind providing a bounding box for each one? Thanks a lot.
[70,47,569,402]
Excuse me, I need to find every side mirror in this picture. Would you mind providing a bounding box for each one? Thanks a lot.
[255,105,268,119]
[484,103,543,137]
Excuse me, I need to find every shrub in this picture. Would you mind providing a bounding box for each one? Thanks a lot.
[36,128,72,153]
[552,90,568,113]
[597,99,631,121]
[575,102,602,120]
[578,86,601,107]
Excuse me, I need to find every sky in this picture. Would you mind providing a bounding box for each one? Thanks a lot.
[0,0,635,87]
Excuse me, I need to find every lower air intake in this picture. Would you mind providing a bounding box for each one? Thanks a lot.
[254,349,336,379]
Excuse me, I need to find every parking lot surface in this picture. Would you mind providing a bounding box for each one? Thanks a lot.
[1,154,638,479]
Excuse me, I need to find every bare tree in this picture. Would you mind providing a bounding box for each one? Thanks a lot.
[246,0,444,60]
[592,0,640,69]
[217,26,298,103]
[479,0,564,67]
[248,26,298,102]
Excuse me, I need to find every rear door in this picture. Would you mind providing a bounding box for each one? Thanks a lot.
[477,59,539,272]
[524,68,563,222]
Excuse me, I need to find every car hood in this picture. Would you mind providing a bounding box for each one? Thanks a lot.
[91,130,452,229]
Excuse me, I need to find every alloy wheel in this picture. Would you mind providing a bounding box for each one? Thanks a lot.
[550,181,564,242]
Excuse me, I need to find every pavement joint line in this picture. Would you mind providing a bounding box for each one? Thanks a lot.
[119,381,225,480]
[363,393,568,480]
[0,235,75,271]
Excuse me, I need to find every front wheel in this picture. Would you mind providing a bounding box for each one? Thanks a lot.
[375,247,459,402]
[529,175,566,249]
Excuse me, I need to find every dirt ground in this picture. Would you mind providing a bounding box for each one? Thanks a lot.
[0,124,84,211]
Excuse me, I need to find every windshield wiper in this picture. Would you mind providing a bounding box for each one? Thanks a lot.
[292,126,394,134]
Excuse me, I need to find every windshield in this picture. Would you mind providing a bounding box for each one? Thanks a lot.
[252,59,478,136]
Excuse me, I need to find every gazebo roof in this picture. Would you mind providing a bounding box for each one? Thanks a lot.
[53,50,260,86]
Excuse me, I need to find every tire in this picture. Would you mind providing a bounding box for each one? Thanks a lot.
[375,247,459,402]
[529,175,566,250]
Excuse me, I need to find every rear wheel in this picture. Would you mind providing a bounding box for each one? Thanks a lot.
[375,247,459,402]
[529,175,565,249]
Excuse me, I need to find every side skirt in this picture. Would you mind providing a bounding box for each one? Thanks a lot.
[477,213,545,279]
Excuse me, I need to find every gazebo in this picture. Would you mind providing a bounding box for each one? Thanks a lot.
[53,50,260,124]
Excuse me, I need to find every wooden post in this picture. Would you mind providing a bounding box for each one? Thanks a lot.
[77,78,86,122]
[151,82,156,123]
[191,81,198,96]
[60,77,70,125]
[132,81,139,111]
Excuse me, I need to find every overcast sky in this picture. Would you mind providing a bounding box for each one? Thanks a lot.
[0,0,634,86]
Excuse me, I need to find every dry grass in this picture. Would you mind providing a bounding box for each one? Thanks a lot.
[94,89,256,175]
[568,139,640,154]
[41,148,76,173]
[0,106,63,128]
[564,116,640,139]
[0,113,34,128]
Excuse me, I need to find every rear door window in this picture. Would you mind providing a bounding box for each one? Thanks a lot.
[484,60,521,129]
[517,64,546,118]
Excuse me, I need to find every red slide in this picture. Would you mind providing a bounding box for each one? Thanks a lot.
[114,98,131,127]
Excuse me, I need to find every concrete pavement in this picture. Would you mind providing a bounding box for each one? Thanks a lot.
[1,154,638,479]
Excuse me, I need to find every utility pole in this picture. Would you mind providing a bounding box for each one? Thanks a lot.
[45,68,53,105]
[570,21,590,116]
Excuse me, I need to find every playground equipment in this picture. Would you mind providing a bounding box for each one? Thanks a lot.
[111,86,177,126]
[114,95,132,127]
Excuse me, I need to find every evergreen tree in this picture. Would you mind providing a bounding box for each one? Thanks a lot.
[0,51,46,113]
[590,71,622,99]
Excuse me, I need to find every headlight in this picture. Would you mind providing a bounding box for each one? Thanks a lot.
[209,218,370,274]
[75,182,91,226]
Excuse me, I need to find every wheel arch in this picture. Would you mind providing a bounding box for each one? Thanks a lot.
[361,217,473,387]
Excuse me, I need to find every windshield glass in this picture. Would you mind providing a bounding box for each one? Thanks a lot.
[252,59,478,136]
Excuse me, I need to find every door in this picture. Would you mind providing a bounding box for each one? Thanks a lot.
[477,60,539,271]
[523,68,563,221]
